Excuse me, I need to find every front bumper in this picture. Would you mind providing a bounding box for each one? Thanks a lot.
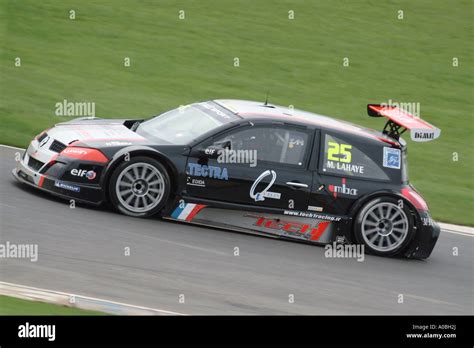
[13,150,104,205]
[403,211,441,259]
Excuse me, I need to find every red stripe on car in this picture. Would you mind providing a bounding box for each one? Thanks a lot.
[310,221,330,241]
[185,204,206,222]
[60,147,109,163]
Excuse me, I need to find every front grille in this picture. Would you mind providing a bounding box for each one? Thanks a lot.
[37,132,48,142]
[49,139,67,153]
[28,156,45,171]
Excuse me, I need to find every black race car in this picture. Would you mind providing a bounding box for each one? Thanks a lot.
[13,100,441,258]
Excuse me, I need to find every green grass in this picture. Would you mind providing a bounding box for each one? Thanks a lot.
[0,0,472,225]
[0,295,105,315]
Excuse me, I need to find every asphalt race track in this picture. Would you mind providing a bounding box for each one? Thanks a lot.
[1,146,472,315]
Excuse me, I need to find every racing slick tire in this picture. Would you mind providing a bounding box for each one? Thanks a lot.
[109,156,170,217]
[353,196,415,257]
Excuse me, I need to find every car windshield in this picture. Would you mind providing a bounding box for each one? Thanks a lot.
[137,103,238,144]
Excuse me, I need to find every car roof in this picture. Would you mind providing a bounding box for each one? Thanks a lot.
[213,99,398,145]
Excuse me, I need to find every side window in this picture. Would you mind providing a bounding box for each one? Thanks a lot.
[321,133,390,181]
[212,126,309,166]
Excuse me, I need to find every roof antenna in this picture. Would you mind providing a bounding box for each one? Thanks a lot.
[264,91,269,106]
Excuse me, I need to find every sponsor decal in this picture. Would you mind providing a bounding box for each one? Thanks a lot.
[284,210,342,222]
[171,203,206,221]
[200,102,232,120]
[328,178,358,198]
[289,138,304,148]
[252,215,330,241]
[215,100,237,113]
[62,148,88,155]
[54,180,81,192]
[383,147,401,169]
[325,141,365,174]
[60,147,109,163]
[204,147,217,156]
[105,141,132,146]
[186,177,206,187]
[307,205,323,212]
[325,161,364,174]
[250,170,281,202]
[188,163,228,180]
[327,141,352,163]
[70,169,97,180]
[410,128,440,142]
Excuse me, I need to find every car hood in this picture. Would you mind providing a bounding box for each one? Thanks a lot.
[48,118,149,147]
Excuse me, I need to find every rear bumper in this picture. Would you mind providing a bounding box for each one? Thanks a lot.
[403,211,441,259]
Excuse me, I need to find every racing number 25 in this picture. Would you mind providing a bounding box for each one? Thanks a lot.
[327,142,352,163]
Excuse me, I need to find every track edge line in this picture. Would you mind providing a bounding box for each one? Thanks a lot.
[0,281,187,316]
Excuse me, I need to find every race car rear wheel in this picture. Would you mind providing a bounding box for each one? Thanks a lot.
[354,196,415,257]
[109,156,170,217]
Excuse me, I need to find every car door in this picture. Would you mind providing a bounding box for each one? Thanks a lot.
[184,121,315,211]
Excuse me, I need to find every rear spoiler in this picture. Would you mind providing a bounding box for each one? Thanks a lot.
[367,104,440,142]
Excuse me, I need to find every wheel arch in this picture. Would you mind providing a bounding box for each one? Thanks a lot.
[102,146,178,202]
[348,190,421,240]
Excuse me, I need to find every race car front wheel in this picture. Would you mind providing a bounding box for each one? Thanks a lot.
[353,196,415,257]
[109,156,170,217]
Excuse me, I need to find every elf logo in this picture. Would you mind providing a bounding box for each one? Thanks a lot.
[70,168,96,180]
[328,178,358,198]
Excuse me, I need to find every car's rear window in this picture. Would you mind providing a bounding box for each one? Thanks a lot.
[320,133,390,181]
